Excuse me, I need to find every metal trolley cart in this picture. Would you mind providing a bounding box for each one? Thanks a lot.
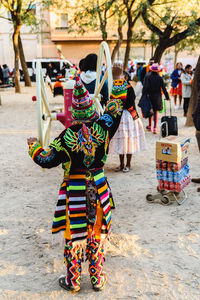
[146,136,190,206]
[146,188,188,206]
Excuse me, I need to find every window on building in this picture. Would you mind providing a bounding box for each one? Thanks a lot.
[55,14,68,30]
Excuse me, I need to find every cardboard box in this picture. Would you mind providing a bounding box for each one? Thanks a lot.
[156,136,190,163]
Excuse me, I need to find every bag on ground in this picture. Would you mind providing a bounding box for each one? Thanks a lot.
[161,101,178,137]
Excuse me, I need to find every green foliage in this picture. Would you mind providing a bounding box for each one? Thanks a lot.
[140,0,200,61]
[175,30,200,55]
[142,0,200,41]
[0,0,68,30]
[71,0,119,39]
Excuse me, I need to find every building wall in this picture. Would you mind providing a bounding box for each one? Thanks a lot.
[0,16,13,68]
[0,5,42,69]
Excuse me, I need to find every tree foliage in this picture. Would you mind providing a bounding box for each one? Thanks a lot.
[72,0,117,41]
[141,0,200,62]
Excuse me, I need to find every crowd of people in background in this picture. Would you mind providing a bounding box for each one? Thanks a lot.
[1,58,195,118]
[0,57,197,142]
[45,55,198,153]
[127,58,195,118]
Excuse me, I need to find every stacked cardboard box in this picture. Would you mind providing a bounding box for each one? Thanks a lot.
[156,136,190,193]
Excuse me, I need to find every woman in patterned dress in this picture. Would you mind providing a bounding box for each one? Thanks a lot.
[109,63,146,172]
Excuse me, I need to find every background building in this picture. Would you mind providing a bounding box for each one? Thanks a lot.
[0,3,199,71]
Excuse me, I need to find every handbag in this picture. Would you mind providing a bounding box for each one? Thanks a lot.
[138,93,153,118]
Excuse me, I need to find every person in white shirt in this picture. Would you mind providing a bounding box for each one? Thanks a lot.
[181,64,193,116]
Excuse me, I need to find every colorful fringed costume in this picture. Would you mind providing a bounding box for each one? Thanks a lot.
[28,77,127,292]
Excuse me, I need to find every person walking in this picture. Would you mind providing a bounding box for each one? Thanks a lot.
[142,63,170,134]
[109,63,146,172]
[181,64,193,117]
[80,54,108,106]
[27,76,126,292]
[2,64,10,84]
[170,62,183,109]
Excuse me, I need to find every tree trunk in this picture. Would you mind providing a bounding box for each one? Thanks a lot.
[174,51,178,69]
[151,45,154,58]
[124,27,133,70]
[153,44,167,63]
[111,20,123,63]
[186,55,200,126]
[13,26,21,93]
[102,31,107,41]
[19,34,32,87]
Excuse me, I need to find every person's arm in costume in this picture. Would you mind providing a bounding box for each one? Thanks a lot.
[28,131,69,169]
[97,98,124,139]
[125,86,136,109]
[126,86,139,119]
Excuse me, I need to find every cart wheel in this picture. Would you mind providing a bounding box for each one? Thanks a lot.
[36,62,52,148]
[161,195,171,206]
[146,194,154,202]
[93,41,113,115]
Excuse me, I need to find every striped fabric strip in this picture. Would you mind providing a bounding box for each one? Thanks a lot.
[92,168,111,234]
[52,181,67,233]
[111,91,127,99]
[68,173,87,242]
[52,168,112,240]
[110,80,128,102]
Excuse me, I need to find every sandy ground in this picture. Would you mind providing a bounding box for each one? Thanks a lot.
[0,84,200,300]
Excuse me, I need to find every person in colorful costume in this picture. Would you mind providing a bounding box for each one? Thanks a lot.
[27,76,126,293]
[109,63,146,172]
